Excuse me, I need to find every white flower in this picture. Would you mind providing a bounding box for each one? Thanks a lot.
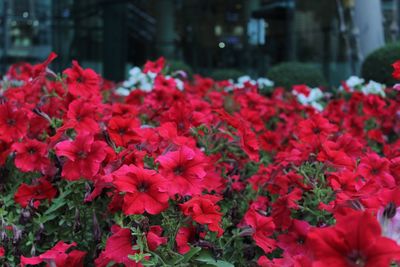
[310,101,324,111]
[140,81,153,92]
[175,78,184,91]
[361,80,386,97]
[129,67,142,77]
[293,86,324,111]
[378,205,400,245]
[237,75,253,85]
[346,76,364,88]
[308,88,324,102]
[257,78,274,88]
[147,71,157,79]
[115,87,131,96]
[296,94,309,105]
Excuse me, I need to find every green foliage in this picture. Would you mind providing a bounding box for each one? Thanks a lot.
[167,60,194,78]
[267,62,327,89]
[293,162,335,226]
[361,42,400,86]
[0,161,109,265]
[210,69,246,81]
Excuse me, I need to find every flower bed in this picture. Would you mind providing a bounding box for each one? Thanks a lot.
[1,54,400,266]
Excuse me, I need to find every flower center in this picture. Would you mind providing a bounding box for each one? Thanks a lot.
[118,128,126,135]
[312,127,321,134]
[77,76,85,83]
[174,165,185,175]
[370,168,380,175]
[77,151,87,159]
[6,118,15,126]
[28,148,36,154]
[347,250,366,267]
[137,181,149,192]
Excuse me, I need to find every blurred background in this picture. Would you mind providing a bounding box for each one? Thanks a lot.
[0,0,399,85]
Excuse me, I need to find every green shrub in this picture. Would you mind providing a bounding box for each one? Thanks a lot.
[361,43,400,86]
[267,62,327,89]
[167,60,193,78]
[210,68,246,81]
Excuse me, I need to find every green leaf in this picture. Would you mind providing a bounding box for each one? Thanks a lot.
[195,251,234,267]
[174,246,202,264]
[44,196,67,215]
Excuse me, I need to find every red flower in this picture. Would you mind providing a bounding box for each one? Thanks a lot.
[277,219,311,257]
[358,153,395,188]
[0,102,29,142]
[63,60,100,98]
[238,125,260,162]
[107,116,140,147]
[392,60,400,80]
[55,134,108,180]
[243,209,276,254]
[146,225,167,251]
[272,188,303,230]
[95,225,141,267]
[297,114,338,143]
[21,241,86,267]
[307,211,400,267]
[14,178,57,208]
[113,165,169,215]
[157,146,207,196]
[175,226,195,254]
[143,57,165,74]
[293,84,311,96]
[0,246,4,257]
[64,99,100,134]
[180,195,224,236]
[12,139,50,173]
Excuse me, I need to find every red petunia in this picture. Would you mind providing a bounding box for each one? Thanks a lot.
[0,102,29,142]
[12,139,50,173]
[21,241,86,267]
[113,165,169,215]
[143,57,165,74]
[307,210,400,267]
[238,125,260,162]
[0,246,4,257]
[95,225,141,267]
[392,60,400,80]
[297,114,338,144]
[55,133,108,180]
[146,225,167,251]
[157,145,207,196]
[14,178,57,208]
[358,153,395,188]
[175,226,195,254]
[64,99,100,134]
[293,84,311,96]
[180,195,224,236]
[243,209,276,254]
[63,60,100,98]
[107,116,140,147]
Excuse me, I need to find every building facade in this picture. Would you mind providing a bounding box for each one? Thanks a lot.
[0,0,399,83]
